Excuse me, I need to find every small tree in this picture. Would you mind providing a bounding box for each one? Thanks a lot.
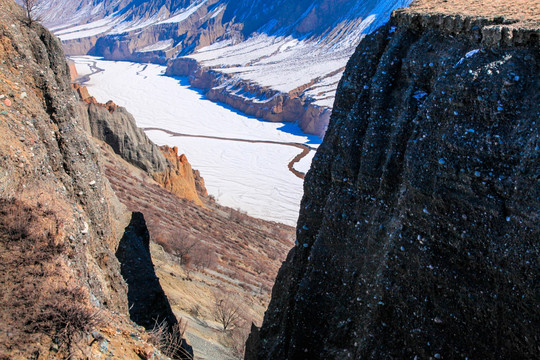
[21,0,41,24]
[212,291,242,332]
[168,230,199,266]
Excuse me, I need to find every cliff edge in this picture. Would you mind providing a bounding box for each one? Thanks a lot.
[0,1,191,358]
[247,1,539,359]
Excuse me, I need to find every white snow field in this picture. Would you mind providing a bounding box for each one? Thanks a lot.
[73,56,321,226]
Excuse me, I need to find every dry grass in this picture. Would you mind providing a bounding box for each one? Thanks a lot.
[0,198,100,358]
[96,141,295,358]
[99,141,294,296]
[405,0,540,28]
[148,318,192,359]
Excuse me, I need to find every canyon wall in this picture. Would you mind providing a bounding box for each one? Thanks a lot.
[50,0,411,138]
[166,59,331,137]
[247,7,539,360]
[0,1,192,357]
[74,85,206,206]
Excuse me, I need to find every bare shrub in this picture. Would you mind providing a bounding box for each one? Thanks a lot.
[253,260,266,275]
[224,321,251,359]
[21,0,42,24]
[163,230,199,266]
[0,198,99,356]
[228,208,249,223]
[191,244,217,270]
[212,290,242,331]
[155,234,173,254]
[148,318,191,359]
[30,286,101,350]
[188,304,201,317]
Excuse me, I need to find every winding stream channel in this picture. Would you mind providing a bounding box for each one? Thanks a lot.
[142,127,314,179]
[72,56,321,225]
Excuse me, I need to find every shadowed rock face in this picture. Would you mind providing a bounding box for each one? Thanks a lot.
[223,0,383,37]
[115,213,176,329]
[79,97,206,205]
[85,103,169,174]
[247,11,539,360]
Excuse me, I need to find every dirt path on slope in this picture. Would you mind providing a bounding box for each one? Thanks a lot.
[143,127,315,179]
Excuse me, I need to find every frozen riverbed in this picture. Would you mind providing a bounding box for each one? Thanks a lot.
[72,56,321,226]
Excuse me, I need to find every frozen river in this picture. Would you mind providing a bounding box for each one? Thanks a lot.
[72,56,321,226]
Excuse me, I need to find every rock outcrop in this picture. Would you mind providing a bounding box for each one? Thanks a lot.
[153,145,208,203]
[0,1,192,357]
[83,101,169,174]
[247,3,539,359]
[73,85,206,205]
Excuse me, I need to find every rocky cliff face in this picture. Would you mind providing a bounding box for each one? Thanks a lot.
[73,85,206,206]
[247,4,539,360]
[0,1,191,357]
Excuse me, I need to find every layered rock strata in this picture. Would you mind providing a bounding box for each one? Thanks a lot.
[166,59,332,137]
[247,5,539,360]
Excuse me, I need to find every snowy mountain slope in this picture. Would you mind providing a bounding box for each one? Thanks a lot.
[174,0,412,136]
[36,0,412,136]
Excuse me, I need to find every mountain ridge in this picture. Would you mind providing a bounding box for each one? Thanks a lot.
[33,0,412,136]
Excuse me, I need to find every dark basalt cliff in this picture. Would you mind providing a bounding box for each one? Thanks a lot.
[247,9,539,360]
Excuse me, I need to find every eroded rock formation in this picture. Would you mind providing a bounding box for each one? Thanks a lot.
[73,84,206,205]
[247,5,539,360]
[153,145,207,204]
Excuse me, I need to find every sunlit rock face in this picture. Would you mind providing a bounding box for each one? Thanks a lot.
[246,7,539,360]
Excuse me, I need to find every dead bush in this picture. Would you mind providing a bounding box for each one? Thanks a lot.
[0,198,99,356]
[224,321,251,359]
[148,318,192,359]
[212,290,243,332]
[157,230,199,266]
[191,245,217,270]
[228,208,249,223]
[30,286,101,350]
[188,304,201,317]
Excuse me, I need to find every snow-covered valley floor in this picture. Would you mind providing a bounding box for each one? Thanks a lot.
[72,56,321,226]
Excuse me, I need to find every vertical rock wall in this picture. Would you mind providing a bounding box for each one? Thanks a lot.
[248,11,539,360]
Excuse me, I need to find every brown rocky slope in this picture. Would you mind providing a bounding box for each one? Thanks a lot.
[0,1,191,358]
[74,84,206,206]
[247,1,539,359]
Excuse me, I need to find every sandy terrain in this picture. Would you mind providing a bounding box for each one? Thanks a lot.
[404,0,540,28]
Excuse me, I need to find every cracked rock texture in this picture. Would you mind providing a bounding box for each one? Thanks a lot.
[247,7,539,360]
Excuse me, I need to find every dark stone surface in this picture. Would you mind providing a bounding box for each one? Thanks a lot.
[247,13,539,360]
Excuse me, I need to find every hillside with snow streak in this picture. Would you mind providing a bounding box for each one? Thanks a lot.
[36,0,412,136]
